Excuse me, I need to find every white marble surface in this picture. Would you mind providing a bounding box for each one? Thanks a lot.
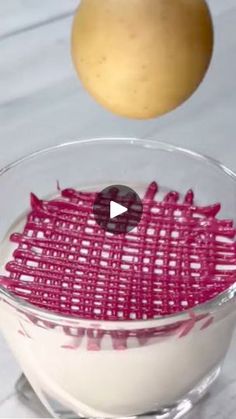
[1,0,236,417]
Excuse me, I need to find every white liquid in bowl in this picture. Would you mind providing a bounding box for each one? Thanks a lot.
[0,207,235,417]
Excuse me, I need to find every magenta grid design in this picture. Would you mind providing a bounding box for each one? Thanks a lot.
[0,181,236,325]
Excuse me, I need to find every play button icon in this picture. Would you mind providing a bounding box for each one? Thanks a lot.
[93,185,143,235]
[110,201,128,219]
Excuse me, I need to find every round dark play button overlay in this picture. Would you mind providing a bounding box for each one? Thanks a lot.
[93,185,143,235]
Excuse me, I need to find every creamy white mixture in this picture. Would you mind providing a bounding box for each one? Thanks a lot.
[0,221,235,418]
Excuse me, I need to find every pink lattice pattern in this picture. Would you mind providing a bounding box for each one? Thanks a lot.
[1,182,236,321]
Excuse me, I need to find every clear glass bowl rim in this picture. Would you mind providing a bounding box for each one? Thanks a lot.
[0,137,236,330]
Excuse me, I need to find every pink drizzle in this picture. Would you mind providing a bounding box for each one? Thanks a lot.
[0,181,236,324]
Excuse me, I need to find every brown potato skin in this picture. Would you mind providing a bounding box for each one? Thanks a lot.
[71,0,214,119]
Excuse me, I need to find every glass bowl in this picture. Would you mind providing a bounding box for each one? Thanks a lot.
[0,138,236,419]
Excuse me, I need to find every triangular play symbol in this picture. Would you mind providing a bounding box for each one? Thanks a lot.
[110,201,128,219]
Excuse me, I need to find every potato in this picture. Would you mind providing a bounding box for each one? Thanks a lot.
[71,0,213,119]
